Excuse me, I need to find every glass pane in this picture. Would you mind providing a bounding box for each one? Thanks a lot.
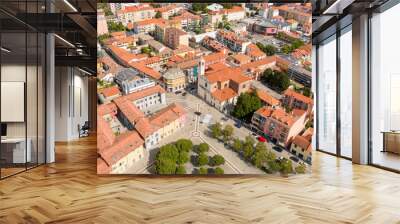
[371,4,400,171]
[339,28,352,158]
[27,31,38,169]
[317,36,337,154]
[38,32,45,165]
[1,31,27,177]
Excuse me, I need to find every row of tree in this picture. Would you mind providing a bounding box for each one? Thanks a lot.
[155,139,193,174]
[209,123,306,175]
[256,43,277,56]
[155,139,226,174]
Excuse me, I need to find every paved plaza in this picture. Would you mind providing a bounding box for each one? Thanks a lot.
[126,91,301,174]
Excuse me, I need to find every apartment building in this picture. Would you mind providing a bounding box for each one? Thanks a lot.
[251,106,308,147]
[97,10,108,36]
[116,5,155,26]
[132,18,167,34]
[208,6,246,25]
[281,89,313,114]
[164,27,189,50]
[114,85,166,115]
[216,30,250,53]
[154,5,182,19]
[290,128,313,163]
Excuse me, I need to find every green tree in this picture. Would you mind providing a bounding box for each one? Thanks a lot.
[280,158,293,175]
[222,124,234,143]
[107,21,125,32]
[198,153,209,166]
[175,139,193,152]
[210,122,222,139]
[295,163,306,174]
[209,155,225,166]
[197,143,209,154]
[177,150,189,165]
[156,158,176,174]
[256,43,276,56]
[155,11,162,18]
[302,87,311,97]
[214,167,224,174]
[141,46,152,55]
[242,143,254,160]
[255,142,267,152]
[232,92,262,122]
[199,167,208,174]
[175,165,186,174]
[192,3,208,13]
[98,33,111,43]
[261,69,290,92]
[232,138,243,152]
[267,160,281,172]
[244,135,255,147]
[157,144,179,163]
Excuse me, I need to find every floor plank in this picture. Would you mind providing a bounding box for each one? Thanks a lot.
[0,135,399,224]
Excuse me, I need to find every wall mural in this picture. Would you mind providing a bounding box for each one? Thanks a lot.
[97,3,313,175]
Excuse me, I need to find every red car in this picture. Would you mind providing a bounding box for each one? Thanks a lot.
[257,136,267,142]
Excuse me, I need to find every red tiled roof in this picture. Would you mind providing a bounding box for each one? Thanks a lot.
[119,5,153,14]
[129,62,162,80]
[283,89,313,105]
[240,56,276,71]
[98,102,118,117]
[255,106,297,127]
[98,131,144,167]
[135,103,186,138]
[203,52,226,64]
[292,135,312,152]
[256,89,280,106]
[206,67,251,85]
[207,62,228,72]
[246,44,266,58]
[100,86,121,98]
[211,88,237,102]
[231,54,251,65]
[134,18,167,27]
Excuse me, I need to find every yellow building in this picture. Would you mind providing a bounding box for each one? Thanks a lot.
[163,68,186,92]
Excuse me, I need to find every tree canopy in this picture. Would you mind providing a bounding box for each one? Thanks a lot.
[232,92,262,122]
[261,68,290,92]
[175,139,193,152]
[256,42,276,56]
[107,21,125,32]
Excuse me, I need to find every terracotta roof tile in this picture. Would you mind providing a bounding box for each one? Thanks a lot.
[211,88,237,102]
[283,89,313,105]
[100,86,121,98]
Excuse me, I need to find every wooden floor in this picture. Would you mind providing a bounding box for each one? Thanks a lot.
[0,136,400,224]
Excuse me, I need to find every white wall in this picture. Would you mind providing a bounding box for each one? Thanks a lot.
[54,67,89,141]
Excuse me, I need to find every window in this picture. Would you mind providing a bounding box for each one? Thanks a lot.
[317,35,337,154]
[339,26,352,158]
[370,3,400,171]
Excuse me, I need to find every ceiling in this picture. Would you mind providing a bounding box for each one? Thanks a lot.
[0,0,96,74]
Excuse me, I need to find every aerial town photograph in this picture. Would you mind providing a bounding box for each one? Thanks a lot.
[96,3,313,175]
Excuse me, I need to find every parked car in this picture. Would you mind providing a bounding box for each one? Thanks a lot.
[221,117,229,121]
[290,156,299,163]
[175,91,182,94]
[182,92,187,96]
[273,146,283,152]
[194,111,201,116]
[234,122,242,128]
[257,136,267,142]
